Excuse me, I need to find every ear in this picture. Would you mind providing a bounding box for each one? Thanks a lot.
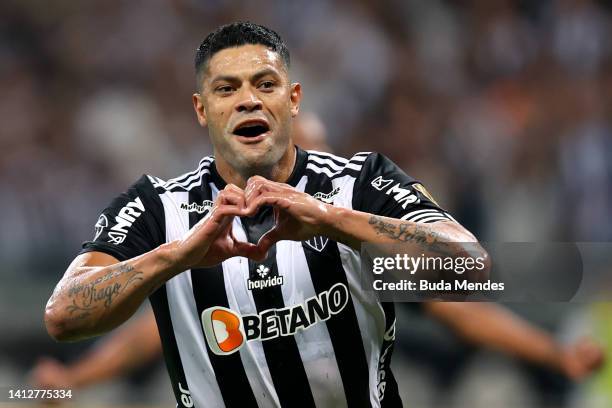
[289,83,302,117]
[192,92,208,127]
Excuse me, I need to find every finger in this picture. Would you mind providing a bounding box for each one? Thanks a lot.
[232,239,264,260]
[245,176,283,203]
[218,190,246,210]
[245,192,288,215]
[257,226,284,257]
[227,228,267,261]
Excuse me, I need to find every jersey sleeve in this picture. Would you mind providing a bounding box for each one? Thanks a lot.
[79,175,165,262]
[352,152,454,223]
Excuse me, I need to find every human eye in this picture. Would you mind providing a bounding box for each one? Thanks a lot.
[257,80,276,91]
[215,85,234,95]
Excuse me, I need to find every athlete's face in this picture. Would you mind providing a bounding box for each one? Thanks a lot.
[193,44,301,175]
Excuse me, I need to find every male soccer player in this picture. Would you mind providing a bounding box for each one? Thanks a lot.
[44,22,487,407]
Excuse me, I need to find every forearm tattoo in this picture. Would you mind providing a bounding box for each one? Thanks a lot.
[368,215,454,256]
[65,263,143,318]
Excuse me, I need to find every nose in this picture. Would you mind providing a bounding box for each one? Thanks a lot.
[235,88,263,113]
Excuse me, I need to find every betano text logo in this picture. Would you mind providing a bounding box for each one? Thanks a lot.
[108,197,145,245]
[370,176,420,209]
[202,283,349,355]
[247,265,284,290]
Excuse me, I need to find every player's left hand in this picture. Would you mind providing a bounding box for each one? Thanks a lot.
[244,176,332,255]
[559,338,605,381]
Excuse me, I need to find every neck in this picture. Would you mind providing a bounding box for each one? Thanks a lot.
[215,144,297,189]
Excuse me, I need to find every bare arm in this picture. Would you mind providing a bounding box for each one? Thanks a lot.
[32,310,160,389]
[424,302,605,380]
[44,247,178,342]
[45,185,261,342]
[244,176,488,265]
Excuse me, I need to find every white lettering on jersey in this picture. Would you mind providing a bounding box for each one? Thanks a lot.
[377,321,396,401]
[177,382,194,408]
[108,197,145,245]
[202,283,349,355]
[385,183,420,209]
[247,265,284,290]
[313,187,340,204]
[180,200,214,216]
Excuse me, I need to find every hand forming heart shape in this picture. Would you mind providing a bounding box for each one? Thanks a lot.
[173,176,333,270]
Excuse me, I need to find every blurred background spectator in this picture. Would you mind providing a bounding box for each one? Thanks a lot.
[1,0,611,407]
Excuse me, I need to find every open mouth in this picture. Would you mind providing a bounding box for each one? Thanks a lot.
[233,120,270,138]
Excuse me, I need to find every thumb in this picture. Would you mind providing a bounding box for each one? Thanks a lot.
[256,226,284,258]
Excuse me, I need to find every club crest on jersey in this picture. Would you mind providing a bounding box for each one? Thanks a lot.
[304,236,329,252]
[108,197,145,245]
[202,283,349,355]
[247,265,284,291]
[180,200,214,216]
[94,214,108,241]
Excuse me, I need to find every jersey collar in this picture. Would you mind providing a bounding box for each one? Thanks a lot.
[209,146,308,190]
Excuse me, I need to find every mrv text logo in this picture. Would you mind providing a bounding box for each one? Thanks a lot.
[108,197,145,245]
[202,283,349,355]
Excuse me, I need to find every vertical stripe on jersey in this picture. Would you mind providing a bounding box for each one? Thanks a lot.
[149,287,192,408]
[187,186,258,408]
[379,303,402,408]
[301,175,372,408]
[331,174,402,407]
[275,176,347,407]
[160,190,225,408]
[241,209,317,408]
[209,183,281,407]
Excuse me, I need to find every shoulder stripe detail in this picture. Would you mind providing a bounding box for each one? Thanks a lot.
[306,150,349,165]
[410,211,447,222]
[351,155,369,163]
[306,163,337,178]
[400,209,440,220]
[305,151,371,179]
[307,155,344,171]
[164,157,214,190]
[179,172,212,192]
[166,157,212,186]
[417,215,450,223]
[167,169,211,191]
[345,163,363,171]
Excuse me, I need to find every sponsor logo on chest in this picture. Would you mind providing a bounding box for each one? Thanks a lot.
[247,265,284,290]
[202,283,349,355]
[180,200,214,216]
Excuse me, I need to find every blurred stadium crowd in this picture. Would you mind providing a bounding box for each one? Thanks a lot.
[1,0,611,407]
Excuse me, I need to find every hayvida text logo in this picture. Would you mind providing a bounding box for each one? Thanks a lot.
[201,283,349,356]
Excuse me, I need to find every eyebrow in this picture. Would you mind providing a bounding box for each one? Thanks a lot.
[210,68,280,85]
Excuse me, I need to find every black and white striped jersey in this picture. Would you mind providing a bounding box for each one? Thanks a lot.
[80,146,454,408]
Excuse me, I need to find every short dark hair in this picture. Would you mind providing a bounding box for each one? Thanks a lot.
[195,21,290,89]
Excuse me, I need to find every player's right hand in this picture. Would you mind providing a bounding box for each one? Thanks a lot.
[30,356,76,390]
[170,184,261,270]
